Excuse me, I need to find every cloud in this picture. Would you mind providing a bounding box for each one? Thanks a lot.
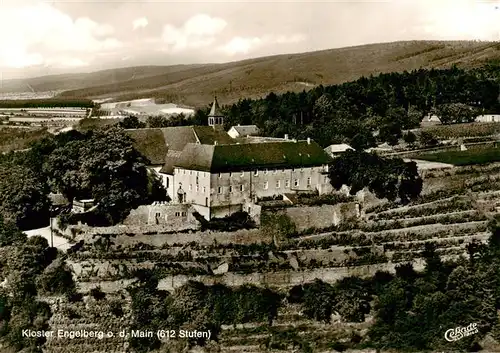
[161,14,227,52]
[417,0,500,41]
[218,33,306,55]
[0,2,121,68]
[133,17,149,30]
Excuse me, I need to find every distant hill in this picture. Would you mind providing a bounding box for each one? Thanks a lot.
[3,40,500,107]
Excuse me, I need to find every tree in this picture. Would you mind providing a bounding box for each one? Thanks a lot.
[146,116,169,128]
[434,103,480,124]
[379,122,402,146]
[313,94,335,120]
[0,215,26,247]
[0,164,50,230]
[403,131,417,146]
[119,116,146,129]
[147,171,169,203]
[328,150,422,203]
[43,126,156,225]
[419,131,439,147]
[301,280,336,323]
[350,130,376,151]
[36,258,75,295]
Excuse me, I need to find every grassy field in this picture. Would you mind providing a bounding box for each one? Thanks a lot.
[2,40,500,107]
[0,127,50,153]
[422,122,500,139]
[416,145,500,165]
[77,117,122,131]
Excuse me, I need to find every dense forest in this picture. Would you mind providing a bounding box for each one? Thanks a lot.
[192,64,500,147]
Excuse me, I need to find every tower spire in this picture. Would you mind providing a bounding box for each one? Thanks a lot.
[208,96,224,129]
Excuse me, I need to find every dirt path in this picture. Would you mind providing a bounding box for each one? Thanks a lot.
[24,226,72,251]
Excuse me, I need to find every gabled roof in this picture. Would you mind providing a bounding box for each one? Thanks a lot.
[126,126,234,166]
[193,126,234,145]
[229,125,260,136]
[325,143,353,154]
[208,96,223,117]
[159,155,178,175]
[174,140,333,173]
[422,114,441,123]
[125,128,169,165]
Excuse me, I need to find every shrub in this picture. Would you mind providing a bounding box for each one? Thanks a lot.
[36,258,75,295]
[90,286,106,301]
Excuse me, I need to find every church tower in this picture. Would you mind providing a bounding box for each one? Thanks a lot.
[208,96,224,130]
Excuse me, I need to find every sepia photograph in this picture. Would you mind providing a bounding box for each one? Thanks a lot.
[0,0,500,352]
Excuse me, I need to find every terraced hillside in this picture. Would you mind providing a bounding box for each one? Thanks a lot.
[44,162,500,353]
[4,41,500,107]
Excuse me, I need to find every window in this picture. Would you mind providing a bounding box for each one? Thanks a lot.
[254,170,259,176]
[307,177,311,187]
[229,185,233,193]
[282,169,286,173]
[240,184,244,192]
[218,173,222,178]
[203,186,206,193]
[264,169,268,174]
[175,212,180,217]
[294,179,300,187]
[196,185,199,192]
[181,212,187,217]
[155,212,161,218]
[166,177,169,188]
[218,187,222,194]
[264,181,268,190]
[229,172,232,177]
[183,169,186,174]
[190,170,193,175]
[285,180,290,188]
[276,180,281,188]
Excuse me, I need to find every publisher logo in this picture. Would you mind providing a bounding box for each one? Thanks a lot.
[444,323,478,342]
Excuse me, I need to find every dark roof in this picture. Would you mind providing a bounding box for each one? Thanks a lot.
[126,126,234,165]
[161,126,198,151]
[125,128,168,165]
[159,155,177,174]
[230,125,260,136]
[193,126,234,145]
[208,96,223,117]
[174,140,332,173]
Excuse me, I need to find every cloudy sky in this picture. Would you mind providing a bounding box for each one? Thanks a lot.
[0,0,499,79]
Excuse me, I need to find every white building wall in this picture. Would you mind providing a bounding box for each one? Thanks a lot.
[173,168,211,206]
[476,115,500,123]
[164,164,331,220]
[208,165,331,207]
[227,127,240,139]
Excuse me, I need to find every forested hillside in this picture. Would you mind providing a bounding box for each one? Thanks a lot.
[1,41,499,107]
[199,64,500,147]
